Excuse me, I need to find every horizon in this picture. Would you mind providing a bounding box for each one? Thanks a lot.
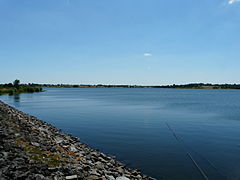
[1,80,240,86]
[1,0,240,85]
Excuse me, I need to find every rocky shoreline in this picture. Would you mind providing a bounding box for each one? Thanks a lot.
[0,100,156,180]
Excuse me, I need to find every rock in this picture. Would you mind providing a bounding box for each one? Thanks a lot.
[116,177,130,180]
[90,169,101,176]
[117,167,124,174]
[39,127,51,135]
[106,175,115,180]
[0,101,154,180]
[85,175,101,180]
[16,171,30,179]
[31,142,40,147]
[34,174,45,180]
[91,152,99,157]
[54,175,65,180]
[83,165,91,171]
[15,133,20,137]
[1,152,8,159]
[136,174,142,178]
[94,161,105,169]
[99,157,108,163]
[69,145,77,152]
[65,175,78,179]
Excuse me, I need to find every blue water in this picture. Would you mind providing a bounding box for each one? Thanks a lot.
[1,88,240,180]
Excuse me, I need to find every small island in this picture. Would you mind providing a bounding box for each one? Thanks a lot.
[0,80,43,96]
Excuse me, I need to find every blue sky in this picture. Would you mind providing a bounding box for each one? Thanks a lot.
[0,0,239,85]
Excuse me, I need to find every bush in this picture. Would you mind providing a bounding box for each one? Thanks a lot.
[8,89,15,95]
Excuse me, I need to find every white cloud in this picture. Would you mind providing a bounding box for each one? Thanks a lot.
[229,0,240,4]
[144,53,152,57]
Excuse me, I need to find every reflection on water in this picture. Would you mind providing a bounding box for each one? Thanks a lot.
[13,94,20,102]
[8,94,20,103]
[5,94,20,104]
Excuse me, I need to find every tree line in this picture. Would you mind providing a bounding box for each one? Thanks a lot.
[39,83,240,89]
[0,80,43,95]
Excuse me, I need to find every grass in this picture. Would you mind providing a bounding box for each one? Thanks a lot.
[15,138,66,167]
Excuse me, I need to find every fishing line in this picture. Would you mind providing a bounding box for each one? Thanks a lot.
[165,122,209,180]
[182,140,227,180]
[166,122,227,179]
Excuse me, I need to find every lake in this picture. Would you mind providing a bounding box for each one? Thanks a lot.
[1,88,240,180]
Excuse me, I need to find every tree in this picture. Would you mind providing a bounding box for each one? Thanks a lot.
[13,79,20,89]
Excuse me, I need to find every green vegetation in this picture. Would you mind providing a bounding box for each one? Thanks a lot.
[13,79,20,90]
[15,138,64,168]
[158,83,240,89]
[0,80,43,95]
[40,83,240,90]
[1,81,240,93]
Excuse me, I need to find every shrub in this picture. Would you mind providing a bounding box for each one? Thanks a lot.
[8,89,15,95]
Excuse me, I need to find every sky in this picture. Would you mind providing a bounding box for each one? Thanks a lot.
[0,0,240,85]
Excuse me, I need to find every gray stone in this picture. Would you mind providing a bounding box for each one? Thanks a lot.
[1,152,8,159]
[65,175,78,179]
[31,142,40,147]
[116,177,130,180]
[34,174,45,180]
[85,175,100,180]
[94,161,104,169]
[106,175,115,180]
[117,167,124,174]
[15,133,20,137]
[69,145,77,152]
[90,169,101,176]
[54,136,64,144]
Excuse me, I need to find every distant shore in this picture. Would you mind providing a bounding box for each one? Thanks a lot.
[1,83,240,94]
[40,83,240,90]
[0,100,155,180]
